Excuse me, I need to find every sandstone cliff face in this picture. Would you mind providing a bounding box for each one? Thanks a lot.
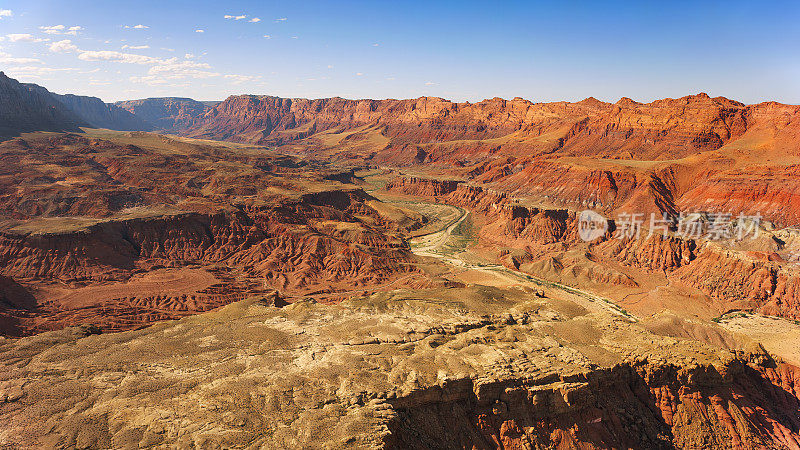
[183,94,608,146]
[385,177,461,197]
[0,72,86,138]
[671,244,800,320]
[558,93,749,160]
[598,235,698,273]
[677,165,800,227]
[114,97,215,131]
[387,357,800,449]
[177,92,799,163]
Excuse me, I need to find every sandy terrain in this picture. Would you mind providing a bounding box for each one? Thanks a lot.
[36,268,219,309]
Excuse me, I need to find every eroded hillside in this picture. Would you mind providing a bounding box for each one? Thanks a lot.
[0,131,428,336]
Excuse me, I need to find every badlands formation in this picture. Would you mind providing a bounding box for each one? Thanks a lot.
[1,72,800,448]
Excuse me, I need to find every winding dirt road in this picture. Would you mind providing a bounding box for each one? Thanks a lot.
[406,201,637,321]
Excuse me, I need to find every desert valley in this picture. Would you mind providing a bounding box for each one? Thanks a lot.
[0,64,800,448]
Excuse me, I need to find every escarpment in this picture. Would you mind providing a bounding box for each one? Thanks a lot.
[114,97,214,131]
[0,72,87,138]
[177,93,770,158]
[386,356,800,449]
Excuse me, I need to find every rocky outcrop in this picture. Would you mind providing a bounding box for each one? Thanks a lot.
[677,165,800,228]
[598,235,698,272]
[387,356,800,449]
[0,190,414,281]
[0,193,419,335]
[386,175,800,319]
[385,177,461,197]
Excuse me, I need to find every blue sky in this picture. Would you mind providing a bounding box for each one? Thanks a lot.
[0,0,798,103]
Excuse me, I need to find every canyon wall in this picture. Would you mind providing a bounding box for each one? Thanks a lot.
[387,355,800,449]
[175,92,800,163]
[115,97,216,131]
[52,93,153,131]
[387,176,800,320]
[0,72,86,138]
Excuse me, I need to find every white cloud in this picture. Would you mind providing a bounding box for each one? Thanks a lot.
[130,60,221,86]
[224,14,247,20]
[128,75,170,86]
[224,74,260,84]
[122,44,149,49]
[425,81,435,85]
[291,36,298,39]
[185,53,195,59]
[327,64,333,69]
[275,18,287,22]
[40,25,83,36]
[78,50,165,64]
[50,39,169,64]
[6,34,48,43]
[372,43,379,47]
[356,72,363,76]
[0,9,12,19]
[40,25,65,34]
[249,17,261,23]
[123,24,149,29]
[195,29,204,33]
[0,51,42,64]
[49,40,80,53]
[263,35,271,39]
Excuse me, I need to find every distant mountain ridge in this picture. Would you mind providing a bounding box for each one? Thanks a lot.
[173,92,800,161]
[114,97,218,132]
[0,72,87,137]
[21,82,154,132]
[0,72,157,138]
[51,93,153,131]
